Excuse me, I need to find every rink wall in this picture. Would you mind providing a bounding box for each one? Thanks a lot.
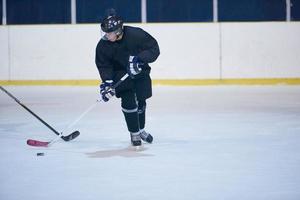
[0,22,300,85]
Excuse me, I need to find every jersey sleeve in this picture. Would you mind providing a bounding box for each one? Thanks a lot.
[136,30,160,63]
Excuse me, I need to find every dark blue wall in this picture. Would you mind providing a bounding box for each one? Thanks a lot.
[7,0,71,24]
[218,0,286,21]
[0,0,2,24]
[291,0,300,20]
[147,0,213,22]
[2,0,299,24]
[76,0,140,23]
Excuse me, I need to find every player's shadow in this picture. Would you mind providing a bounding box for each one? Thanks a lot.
[86,146,153,158]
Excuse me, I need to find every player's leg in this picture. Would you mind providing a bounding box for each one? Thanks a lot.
[137,100,153,143]
[121,91,141,146]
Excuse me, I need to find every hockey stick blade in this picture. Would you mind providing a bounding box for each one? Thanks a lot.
[27,131,80,147]
[61,130,80,141]
[27,139,49,147]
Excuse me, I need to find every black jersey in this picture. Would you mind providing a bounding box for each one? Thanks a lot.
[95,26,160,81]
[95,26,160,100]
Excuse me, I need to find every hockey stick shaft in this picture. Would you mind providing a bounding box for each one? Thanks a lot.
[64,73,129,128]
[46,102,98,146]
[61,73,130,128]
[25,73,130,147]
[27,101,97,147]
[0,86,61,136]
[54,73,129,137]
[111,74,129,89]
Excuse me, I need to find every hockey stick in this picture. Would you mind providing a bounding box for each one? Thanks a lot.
[25,73,130,147]
[27,102,98,147]
[0,86,80,146]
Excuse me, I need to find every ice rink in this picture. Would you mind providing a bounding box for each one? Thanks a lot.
[0,85,300,200]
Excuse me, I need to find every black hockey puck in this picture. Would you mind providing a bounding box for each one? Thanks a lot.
[37,152,44,156]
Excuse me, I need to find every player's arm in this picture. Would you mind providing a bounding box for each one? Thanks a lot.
[95,42,114,81]
[95,42,115,101]
[137,30,160,63]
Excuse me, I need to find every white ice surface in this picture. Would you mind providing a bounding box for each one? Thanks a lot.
[0,85,300,200]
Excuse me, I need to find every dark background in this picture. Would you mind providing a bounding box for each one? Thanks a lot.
[3,0,300,24]
[0,0,2,24]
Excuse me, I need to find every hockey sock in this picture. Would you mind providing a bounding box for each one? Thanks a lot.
[121,91,140,133]
[122,107,140,133]
[138,100,146,130]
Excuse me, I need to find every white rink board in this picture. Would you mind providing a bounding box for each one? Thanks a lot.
[0,27,9,80]
[221,22,300,78]
[0,22,300,81]
[139,23,221,79]
[7,25,100,80]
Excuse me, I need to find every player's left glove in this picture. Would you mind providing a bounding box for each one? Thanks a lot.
[127,56,143,78]
[100,80,115,102]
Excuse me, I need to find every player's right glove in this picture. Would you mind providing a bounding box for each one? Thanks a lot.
[127,56,143,78]
[100,80,115,102]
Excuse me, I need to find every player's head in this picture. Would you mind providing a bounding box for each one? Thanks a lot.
[101,9,123,42]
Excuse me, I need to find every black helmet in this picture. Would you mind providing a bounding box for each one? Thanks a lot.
[101,14,123,36]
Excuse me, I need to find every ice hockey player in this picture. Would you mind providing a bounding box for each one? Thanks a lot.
[95,9,160,147]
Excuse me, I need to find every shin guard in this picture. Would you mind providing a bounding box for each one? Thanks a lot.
[122,107,140,133]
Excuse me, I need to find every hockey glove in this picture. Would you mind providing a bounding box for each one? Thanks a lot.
[127,56,143,78]
[100,80,115,102]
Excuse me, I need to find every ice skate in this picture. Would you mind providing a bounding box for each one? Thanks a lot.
[140,130,153,144]
[130,132,142,147]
